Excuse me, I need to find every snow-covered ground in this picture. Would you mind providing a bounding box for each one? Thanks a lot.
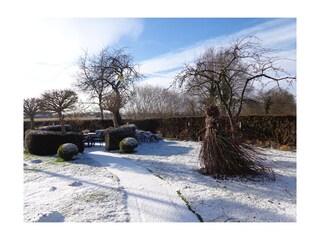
[24,154,129,222]
[24,140,296,222]
[125,141,296,222]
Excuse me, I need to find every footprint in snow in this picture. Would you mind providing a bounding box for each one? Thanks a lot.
[68,181,83,187]
[31,159,42,164]
[49,186,57,191]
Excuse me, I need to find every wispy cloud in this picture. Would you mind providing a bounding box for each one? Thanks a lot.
[138,69,181,88]
[139,19,296,87]
[22,18,144,98]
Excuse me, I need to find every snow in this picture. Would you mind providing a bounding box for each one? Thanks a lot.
[24,154,129,222]
[24,140,296,222]
[134,129,163,143]
[86,149,198,222]
[125,141,296,222]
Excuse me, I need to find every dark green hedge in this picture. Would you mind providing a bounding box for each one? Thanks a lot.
[38,124,73,132]
[24,130,84,156]
[105,125,136,151]
[24,119,114,133]
[24,115,296,147]
[127,116,296,146]
[238,115,296,146]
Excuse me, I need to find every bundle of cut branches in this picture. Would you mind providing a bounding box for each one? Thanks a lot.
[199,105,274,180]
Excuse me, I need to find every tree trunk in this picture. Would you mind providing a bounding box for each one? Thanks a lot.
[112,110,122,128]
[98,97,104,120]
[225,109,236,139]
[30,115,35,130]
[99,105,104,120]
[58,112,66,134]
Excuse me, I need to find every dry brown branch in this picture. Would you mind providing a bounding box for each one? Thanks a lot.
[199,104,273,179]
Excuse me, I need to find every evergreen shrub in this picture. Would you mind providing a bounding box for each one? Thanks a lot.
[57,143,78,160]
[119,137,138,153]
[24,130,84,156]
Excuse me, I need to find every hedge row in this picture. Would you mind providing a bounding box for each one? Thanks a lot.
[24,115,296,146]
[38,124,73,132]
[148,116,296,146]
[237,115,296,146]
[24,130,84,156]
[24,119,114,133]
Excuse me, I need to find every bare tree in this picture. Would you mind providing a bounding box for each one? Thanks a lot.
[240,98,264,115]
[102,48,142,127]
[102,90,127,125]
[24,97,41,129]
[75,47,142,126]
[259,88,296,115]
[75,48,111,120]
[126,85,203,119]
[240,88,296,115]
[176,36,296,136]
[40,89,78,133]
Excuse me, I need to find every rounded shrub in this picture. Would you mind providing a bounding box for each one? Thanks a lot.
[119,137,138,153]
[57,143,78,161]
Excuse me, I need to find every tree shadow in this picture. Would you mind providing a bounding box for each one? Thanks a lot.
[134,141,193,156]
[192,197,295,222]
[68,142,296,222]
[31,168,118,190]
[127,153,296,204]
[85,151,154,175]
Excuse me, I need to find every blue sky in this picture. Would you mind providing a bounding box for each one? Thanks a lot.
[119,18,279,61]
[22,18,296,98]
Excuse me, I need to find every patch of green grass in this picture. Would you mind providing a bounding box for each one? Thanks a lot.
[119,150,137,155]
[24,168,38,172]
[155,174,164,180]
[165,138,178,141]
[177,190,187,202]
[146,168,165,180]
[55,158,65,162]
[146,168,153,173]
[23,151,57,162]
[23,151,37,159]
[177,190,203,222]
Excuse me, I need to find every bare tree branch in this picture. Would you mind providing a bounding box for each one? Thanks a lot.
[175,36,296,135]
[40,89,78,133]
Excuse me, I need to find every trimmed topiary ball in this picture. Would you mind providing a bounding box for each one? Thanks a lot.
[119,137,138,153]
[57,143,78,161]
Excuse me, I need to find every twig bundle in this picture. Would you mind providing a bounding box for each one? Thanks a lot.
[199,105,273,179]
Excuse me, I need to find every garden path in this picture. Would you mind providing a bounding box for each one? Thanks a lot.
[86,147,199,222]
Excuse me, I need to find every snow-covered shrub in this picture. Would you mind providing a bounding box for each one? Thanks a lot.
[119,137,138,153]
[134,130,163,143]
[57,143,78,161]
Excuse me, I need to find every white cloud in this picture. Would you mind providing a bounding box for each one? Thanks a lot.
[20,18,296,98]
[138,69,181,88]
[21,18,144,98]
[139,19,296,90]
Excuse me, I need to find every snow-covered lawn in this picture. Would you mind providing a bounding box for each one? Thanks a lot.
[24,154,129,222]
[24,140,296,222]
[126,141,296,222]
